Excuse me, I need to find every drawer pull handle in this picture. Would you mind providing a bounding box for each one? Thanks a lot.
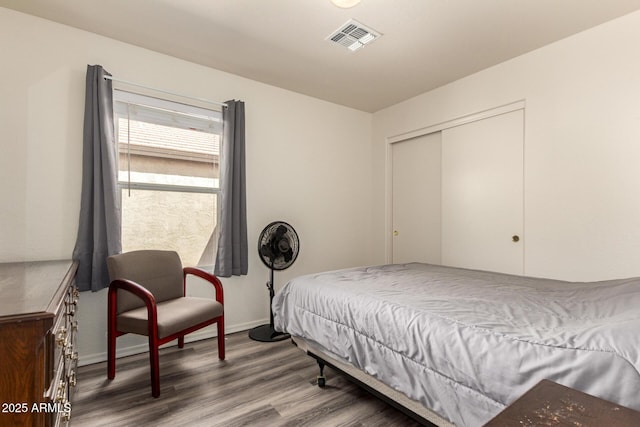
[55,382,67,402]
[69,371,77,387]
[66,300,77,315]
[56,327,68,347]
[65,349,79,362]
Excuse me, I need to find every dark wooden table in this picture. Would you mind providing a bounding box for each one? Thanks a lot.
[484,379,640,426]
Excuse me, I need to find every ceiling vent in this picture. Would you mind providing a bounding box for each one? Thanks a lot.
[327,19,381,52]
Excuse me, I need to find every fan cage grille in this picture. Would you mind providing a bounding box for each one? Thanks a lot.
[258,221,300,271]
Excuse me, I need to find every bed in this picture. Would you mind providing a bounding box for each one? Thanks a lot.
[272,263,640,426]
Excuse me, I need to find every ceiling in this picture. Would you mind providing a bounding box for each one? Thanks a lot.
[2,0,640,112]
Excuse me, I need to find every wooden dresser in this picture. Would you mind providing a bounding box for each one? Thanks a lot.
[484,379,640,426]
[0,260,79,427]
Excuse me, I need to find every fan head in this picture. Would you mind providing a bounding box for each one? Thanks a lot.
[258,221,300,270]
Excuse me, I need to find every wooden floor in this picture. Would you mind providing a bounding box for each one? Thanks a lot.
[71,332,422,426]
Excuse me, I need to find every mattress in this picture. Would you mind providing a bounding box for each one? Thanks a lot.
[272,263,640,426]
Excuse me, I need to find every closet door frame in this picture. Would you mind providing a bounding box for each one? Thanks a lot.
[384,100,526,264]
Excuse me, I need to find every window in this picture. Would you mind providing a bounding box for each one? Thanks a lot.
[113,90,222,267]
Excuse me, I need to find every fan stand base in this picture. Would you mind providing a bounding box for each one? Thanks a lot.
[248,324,291,342]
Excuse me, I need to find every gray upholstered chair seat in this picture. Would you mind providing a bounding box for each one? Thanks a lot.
[117,297,224,339]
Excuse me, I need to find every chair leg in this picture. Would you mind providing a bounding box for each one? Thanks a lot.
[107,305,117,380]
[107,330,116,379]
[149,336,160,398]
[178,336,185,348]
[217,317,225,360]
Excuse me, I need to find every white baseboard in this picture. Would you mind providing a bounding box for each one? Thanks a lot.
[78,318,269,367]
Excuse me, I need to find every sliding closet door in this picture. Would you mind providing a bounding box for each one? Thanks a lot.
[392,132,441,264]
[441,109,524,274]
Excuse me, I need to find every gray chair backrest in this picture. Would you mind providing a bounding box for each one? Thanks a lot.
[107,250,184,314]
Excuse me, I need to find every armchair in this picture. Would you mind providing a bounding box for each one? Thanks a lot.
[106,250,224,397]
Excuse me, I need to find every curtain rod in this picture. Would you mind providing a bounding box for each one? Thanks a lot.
[104,75,227,108]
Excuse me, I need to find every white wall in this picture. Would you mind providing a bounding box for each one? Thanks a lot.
[0,8,373,364]
[5,6,640,365]
[372,11,640,282]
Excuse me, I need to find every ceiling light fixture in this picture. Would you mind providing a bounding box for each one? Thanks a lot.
[330,0,361,8]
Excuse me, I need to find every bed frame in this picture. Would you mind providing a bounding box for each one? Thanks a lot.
[292,336,455,427]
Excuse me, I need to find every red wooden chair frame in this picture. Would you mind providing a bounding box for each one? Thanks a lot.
[107,267,224,397]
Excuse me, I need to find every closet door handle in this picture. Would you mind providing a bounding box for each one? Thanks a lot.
[512,235,520,242]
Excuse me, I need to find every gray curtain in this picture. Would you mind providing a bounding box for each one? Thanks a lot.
[73,65,121,292]
[214,100,248,277]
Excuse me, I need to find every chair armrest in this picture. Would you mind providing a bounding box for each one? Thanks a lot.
[183,267,224,305]
[108,279,158,334]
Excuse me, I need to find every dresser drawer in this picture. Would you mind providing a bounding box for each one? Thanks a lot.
[47,307,68,392]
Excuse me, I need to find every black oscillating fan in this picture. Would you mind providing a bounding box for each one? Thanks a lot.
[248,221,300,342]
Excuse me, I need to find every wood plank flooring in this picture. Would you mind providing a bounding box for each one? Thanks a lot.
[71,332,422,426]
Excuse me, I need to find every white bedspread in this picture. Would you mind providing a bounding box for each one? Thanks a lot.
[272,263,640,426]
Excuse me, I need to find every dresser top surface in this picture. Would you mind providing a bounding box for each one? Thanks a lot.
[0,260,78,320]
[484,379,640,426]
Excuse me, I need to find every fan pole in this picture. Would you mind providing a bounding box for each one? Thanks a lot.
[268,266,275,327]
[248,265,291,342]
